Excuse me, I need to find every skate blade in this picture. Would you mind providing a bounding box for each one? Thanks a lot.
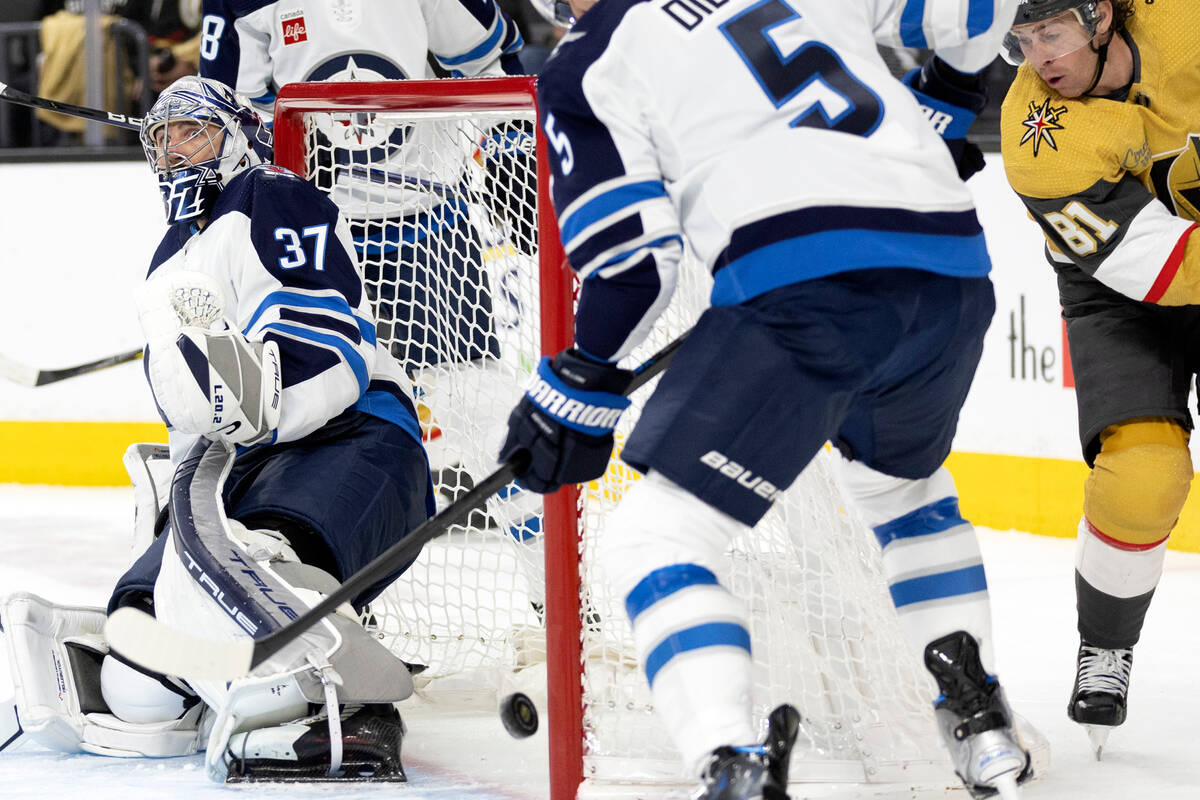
[1084,725,1112,761]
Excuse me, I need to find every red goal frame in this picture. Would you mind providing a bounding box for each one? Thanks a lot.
[274,77,585,800]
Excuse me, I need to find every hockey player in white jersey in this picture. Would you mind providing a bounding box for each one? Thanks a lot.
[500,1,1032,798]
[1,76,434,782]
[200,0,545,555]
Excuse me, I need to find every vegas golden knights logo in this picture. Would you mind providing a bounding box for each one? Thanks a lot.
[1020,98,1068,157]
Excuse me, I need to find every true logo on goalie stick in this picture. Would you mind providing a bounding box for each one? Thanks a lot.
[180,548,259,635]
[227,548,302,622]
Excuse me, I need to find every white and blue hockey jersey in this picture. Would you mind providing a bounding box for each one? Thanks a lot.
[199,0,525,220]
[145,162,422,459]
[540,0,1017,361]
[199,0,524,106]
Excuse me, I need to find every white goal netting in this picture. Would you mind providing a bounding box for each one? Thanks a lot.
[273,77,1046,799]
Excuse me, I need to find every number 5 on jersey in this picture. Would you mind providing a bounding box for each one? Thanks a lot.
[720,0,883,137]
[275,224,329,271]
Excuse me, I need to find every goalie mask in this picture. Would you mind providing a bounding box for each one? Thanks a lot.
[1001,0,1103,66]
[140,77,273,224]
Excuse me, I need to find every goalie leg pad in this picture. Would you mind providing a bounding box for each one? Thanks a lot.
[122,442,173,561]
[149,462,415,781]
[597,472,758,772]
[0,592,207,757]
[833,457,996,675]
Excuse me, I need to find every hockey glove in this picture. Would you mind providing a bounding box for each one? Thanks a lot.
[499,349,634,494]
[146,328,282,446]
[136,269,282,446]
[903,57,989,181]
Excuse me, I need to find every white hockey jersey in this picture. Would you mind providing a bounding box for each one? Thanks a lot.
[539,0,1017,361]
[199,0,523,101]
[145,162,421,460]
[199,0,525,218]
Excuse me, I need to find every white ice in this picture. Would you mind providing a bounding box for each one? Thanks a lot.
[2,485,1198,799]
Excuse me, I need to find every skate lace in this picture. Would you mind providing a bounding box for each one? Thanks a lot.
[1077,645,1132,694]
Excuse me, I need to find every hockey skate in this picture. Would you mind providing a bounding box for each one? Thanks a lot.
[224,703,406,782]
[925,632,1031,800]
[693,704,801,800]
[1068,641,1133,760]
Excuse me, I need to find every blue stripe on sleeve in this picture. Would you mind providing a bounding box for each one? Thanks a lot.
[873,497,966,549]
[624,564,719,622]
[644,622,751,686]
[262,322,369,394]
[966,0,994,36]
[889,564,988,608]
[900,0,929,48]
[439,18,504,66]
[589,234,683,273]
[560,181,669,246]
[245,291,375,344]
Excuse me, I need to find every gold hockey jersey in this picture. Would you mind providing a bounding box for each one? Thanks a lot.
[1001,2,1200,305]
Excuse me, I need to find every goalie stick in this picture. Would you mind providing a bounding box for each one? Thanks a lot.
[0,347,143,387]
[104,331,691,681]
[0,80,141,131]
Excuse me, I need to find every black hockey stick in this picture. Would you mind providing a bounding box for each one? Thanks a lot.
[0,347,144,387]
[105,331,690,681]
[0,80,142,131]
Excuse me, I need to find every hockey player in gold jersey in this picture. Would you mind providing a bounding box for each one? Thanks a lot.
[1001,0,1200,758]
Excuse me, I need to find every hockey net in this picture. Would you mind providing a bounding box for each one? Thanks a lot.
[273,77,1046,799]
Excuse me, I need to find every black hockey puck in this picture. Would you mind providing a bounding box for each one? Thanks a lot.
[500,692,539,739]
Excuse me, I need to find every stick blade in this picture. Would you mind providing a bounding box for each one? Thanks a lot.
[0,354,37,387]
[104,607,254,681]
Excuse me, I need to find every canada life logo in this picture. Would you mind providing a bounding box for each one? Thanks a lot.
[281,11,308,45]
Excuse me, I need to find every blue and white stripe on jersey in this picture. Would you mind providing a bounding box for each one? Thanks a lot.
[558,175,682,278]
[711,204,990,305]
[243,287,376,394]
[432,0,522,76]
[880,0,1012,72]
[897,0,994,47]
[872,496,988,611]
[624,564,751,687]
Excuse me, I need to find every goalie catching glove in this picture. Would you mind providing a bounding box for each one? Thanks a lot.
[500,349,633,494]
[136,270,281,446]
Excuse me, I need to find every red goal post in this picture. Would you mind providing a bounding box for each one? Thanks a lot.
[275,76,587,800]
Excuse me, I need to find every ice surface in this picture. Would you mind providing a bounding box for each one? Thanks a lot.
[1,485,1197,799]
